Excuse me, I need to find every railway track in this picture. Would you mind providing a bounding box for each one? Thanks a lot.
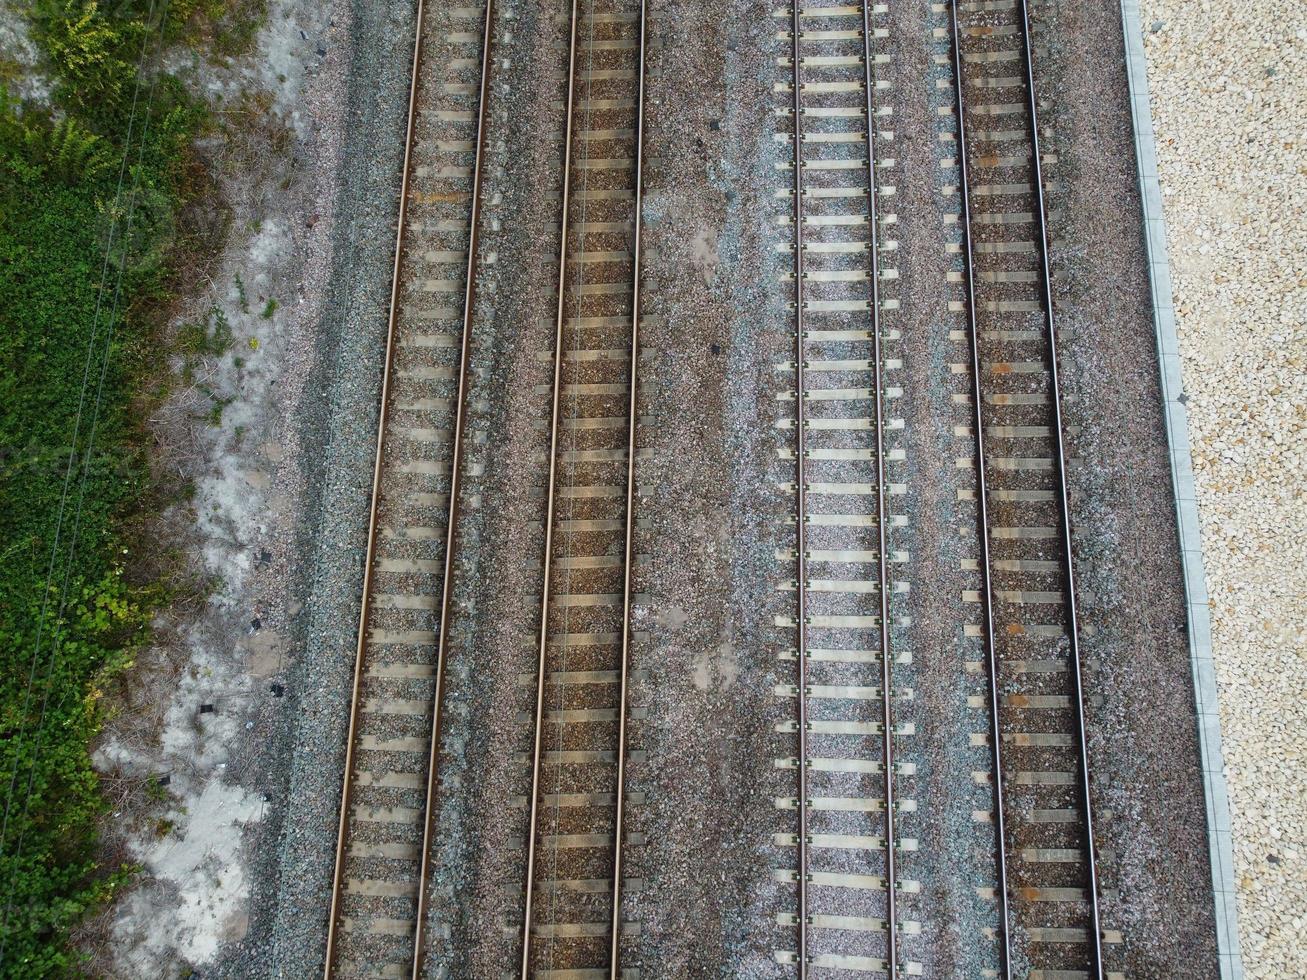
[518,0,648,974]
[776,1,919,975]
[312,0,1134,973]
[324,0,494,976]
[947,0,1109,976]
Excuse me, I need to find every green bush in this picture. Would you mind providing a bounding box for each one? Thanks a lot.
[0,94,114,183]
[0,0,204,971]
[33,1,146,117]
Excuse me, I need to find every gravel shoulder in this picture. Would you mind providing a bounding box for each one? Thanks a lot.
[622,0,792,972]
[253,0,414,973]
[75,0,413,974]
[1139,2,1307,976]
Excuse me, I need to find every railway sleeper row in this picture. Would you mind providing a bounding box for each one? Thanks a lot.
[329,2,494,976]
[951,0,1115,976]
[771,2,925,977]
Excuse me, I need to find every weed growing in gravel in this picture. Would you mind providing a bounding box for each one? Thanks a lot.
[176,306,234,359]
[203,391,234,427]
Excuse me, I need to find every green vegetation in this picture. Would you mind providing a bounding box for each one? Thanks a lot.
[176,305,233,382]
[0,1,209,973]
[168,0,267,60]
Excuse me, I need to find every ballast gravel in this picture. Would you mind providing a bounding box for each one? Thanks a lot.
[1140,3,1307,976]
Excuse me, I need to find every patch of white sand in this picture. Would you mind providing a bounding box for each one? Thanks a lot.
[110,779,265,971]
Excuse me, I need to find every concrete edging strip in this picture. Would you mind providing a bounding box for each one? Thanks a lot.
[1117,2,1244,977]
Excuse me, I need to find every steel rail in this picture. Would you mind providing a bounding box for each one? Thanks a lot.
[858,1,898,973]
[1014,0,1105,970]
[787,6,810,973]
[520,0,582,973]
[608,0,649,972]
[945,2,1012,975]
[323,0,429,970]
[410,0,497,974]
[948,0,1102,974]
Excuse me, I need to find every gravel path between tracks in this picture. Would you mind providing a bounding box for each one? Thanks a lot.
[1139,4,1307,976]
[622,0,792,972]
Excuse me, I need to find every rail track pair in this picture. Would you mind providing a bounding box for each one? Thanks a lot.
[778,0,1108,977]
[325,0,647,976]
[324,0,1110,976]
[777,0,1105,975]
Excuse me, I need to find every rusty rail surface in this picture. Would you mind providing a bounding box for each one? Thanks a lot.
[945,0,1012,973]
[948,0,1104,974]
[410,0,496,974]
[323,0,428,970]
[608,0,649,971]
[518,0,581,970]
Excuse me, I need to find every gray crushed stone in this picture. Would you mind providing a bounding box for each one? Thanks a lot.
[217,0,416,975]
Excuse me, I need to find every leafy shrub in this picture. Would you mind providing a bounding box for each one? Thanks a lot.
[0,93,113,184]
[0,0,204,971]
[34,1,145,116]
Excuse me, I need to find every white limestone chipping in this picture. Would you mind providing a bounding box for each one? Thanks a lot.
[1139,3,1307,976]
